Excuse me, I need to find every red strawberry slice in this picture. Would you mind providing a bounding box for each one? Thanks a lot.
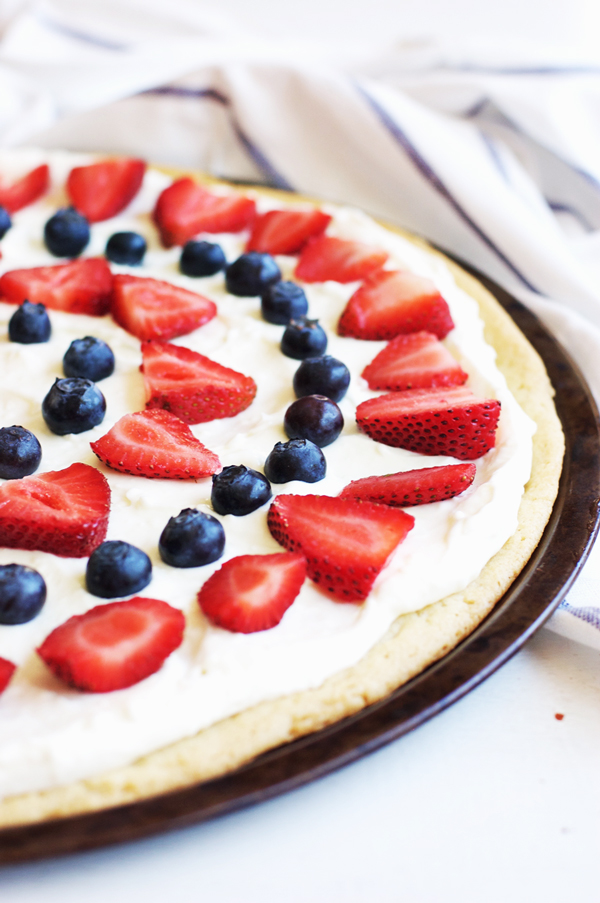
[267,495,414,602]
[0,463,110,558]
[340,462,477,507]
[339,269,454,340]
[246,209,331,255]
[361,332,468,391]
[111,274,217,341]
[141,340,257,424]
[153,178,257,247]
[0,657,16,694]
[0,258,113,316]
[37,597,185,693]
[0,164,50,213]
[294,236,388,283]
[356,387,501,460]
[198,552,306,633]
[90,409,221,479]
[66,158,146,223]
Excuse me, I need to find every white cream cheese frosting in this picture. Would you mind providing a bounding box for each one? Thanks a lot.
[0,150,535,800]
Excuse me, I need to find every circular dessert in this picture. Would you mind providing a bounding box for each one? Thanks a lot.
[0,150,563,828]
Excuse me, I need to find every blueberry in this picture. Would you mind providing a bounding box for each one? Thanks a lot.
[86,540,152,598]
[8,300,51,344]
[211,465,272,516]
[63,336,115,382]
[159,508,225,567]
[293,355,350,402]
[0,426,42,479]
[180,240,226,277]
[42,377,106,435]
[105,231,146,266]
[0,564,46,625]
[44,208,90,257]
[225,252,281,297]
[264,439,326,484]
[281,317,327,360]
[0,206,11,240]
[284,395,344,447]
[261,281,308,325]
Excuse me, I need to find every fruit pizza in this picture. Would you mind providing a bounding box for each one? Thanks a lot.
[0,151,563,827]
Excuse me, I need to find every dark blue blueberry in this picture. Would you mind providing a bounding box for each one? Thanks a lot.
[0,564,46,625]
[159,508,225,568]
[42,377,106,435]
[63,336,115,382]
[293,355,350,402]
[44,207,90,257]
[0,206,11,240]
[8,300,51,344]
[0,426,42,479]
[280,317,327,360]
[211,465,272,516]
[225,252,281,297]
[105,231,146,266]
[264,439,326,484]
[180,240,226,277]
[86,540,152,598]
[261,281,308,325]
[284,395,344,448]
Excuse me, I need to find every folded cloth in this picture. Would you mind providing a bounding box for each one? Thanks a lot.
[0,0,599,647]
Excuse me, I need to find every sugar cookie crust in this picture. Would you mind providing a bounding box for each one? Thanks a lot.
[0,191,564,829]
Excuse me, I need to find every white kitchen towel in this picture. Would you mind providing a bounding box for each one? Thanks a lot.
[0,0,599,648]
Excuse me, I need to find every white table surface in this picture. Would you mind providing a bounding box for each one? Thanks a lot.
[1,1,600,899]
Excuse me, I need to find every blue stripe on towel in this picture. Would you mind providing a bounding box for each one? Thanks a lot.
[559,600,600,631]
[36,14,129,51]
[229,125,294,192]
[479,131,510,182]
[142,86,293,190]
[144,86,230,104]
[464,97,489,119]
[464,96,600,195]
[476,131,593,230]
[439,63,600,76]
[356,83,540,292]
[548,202,594,232]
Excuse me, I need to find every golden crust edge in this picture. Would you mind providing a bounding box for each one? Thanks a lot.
[0,186,565,828]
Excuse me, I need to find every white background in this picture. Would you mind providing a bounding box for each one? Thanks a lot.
[211,0,600,55]
[1,1,600,900]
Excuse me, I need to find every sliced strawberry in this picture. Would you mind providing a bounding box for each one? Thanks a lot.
[198,552,306,633]
[356,387,501,460]
[153,178,257,247]
[141,340,257,424]
[0,463,110,558]
[267,495,414,602]
[91,409,221,479]
[66,158,146,223]
[37,597,185,692]
[338,269,454,340]
[111,274,216,341]
[0,164,50,213]
[340,463,477,507]
[295,236,388,284]
[361,332,468,391]
[246,209,331,255]
[0,657,16,694]
[0,258,113,316]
